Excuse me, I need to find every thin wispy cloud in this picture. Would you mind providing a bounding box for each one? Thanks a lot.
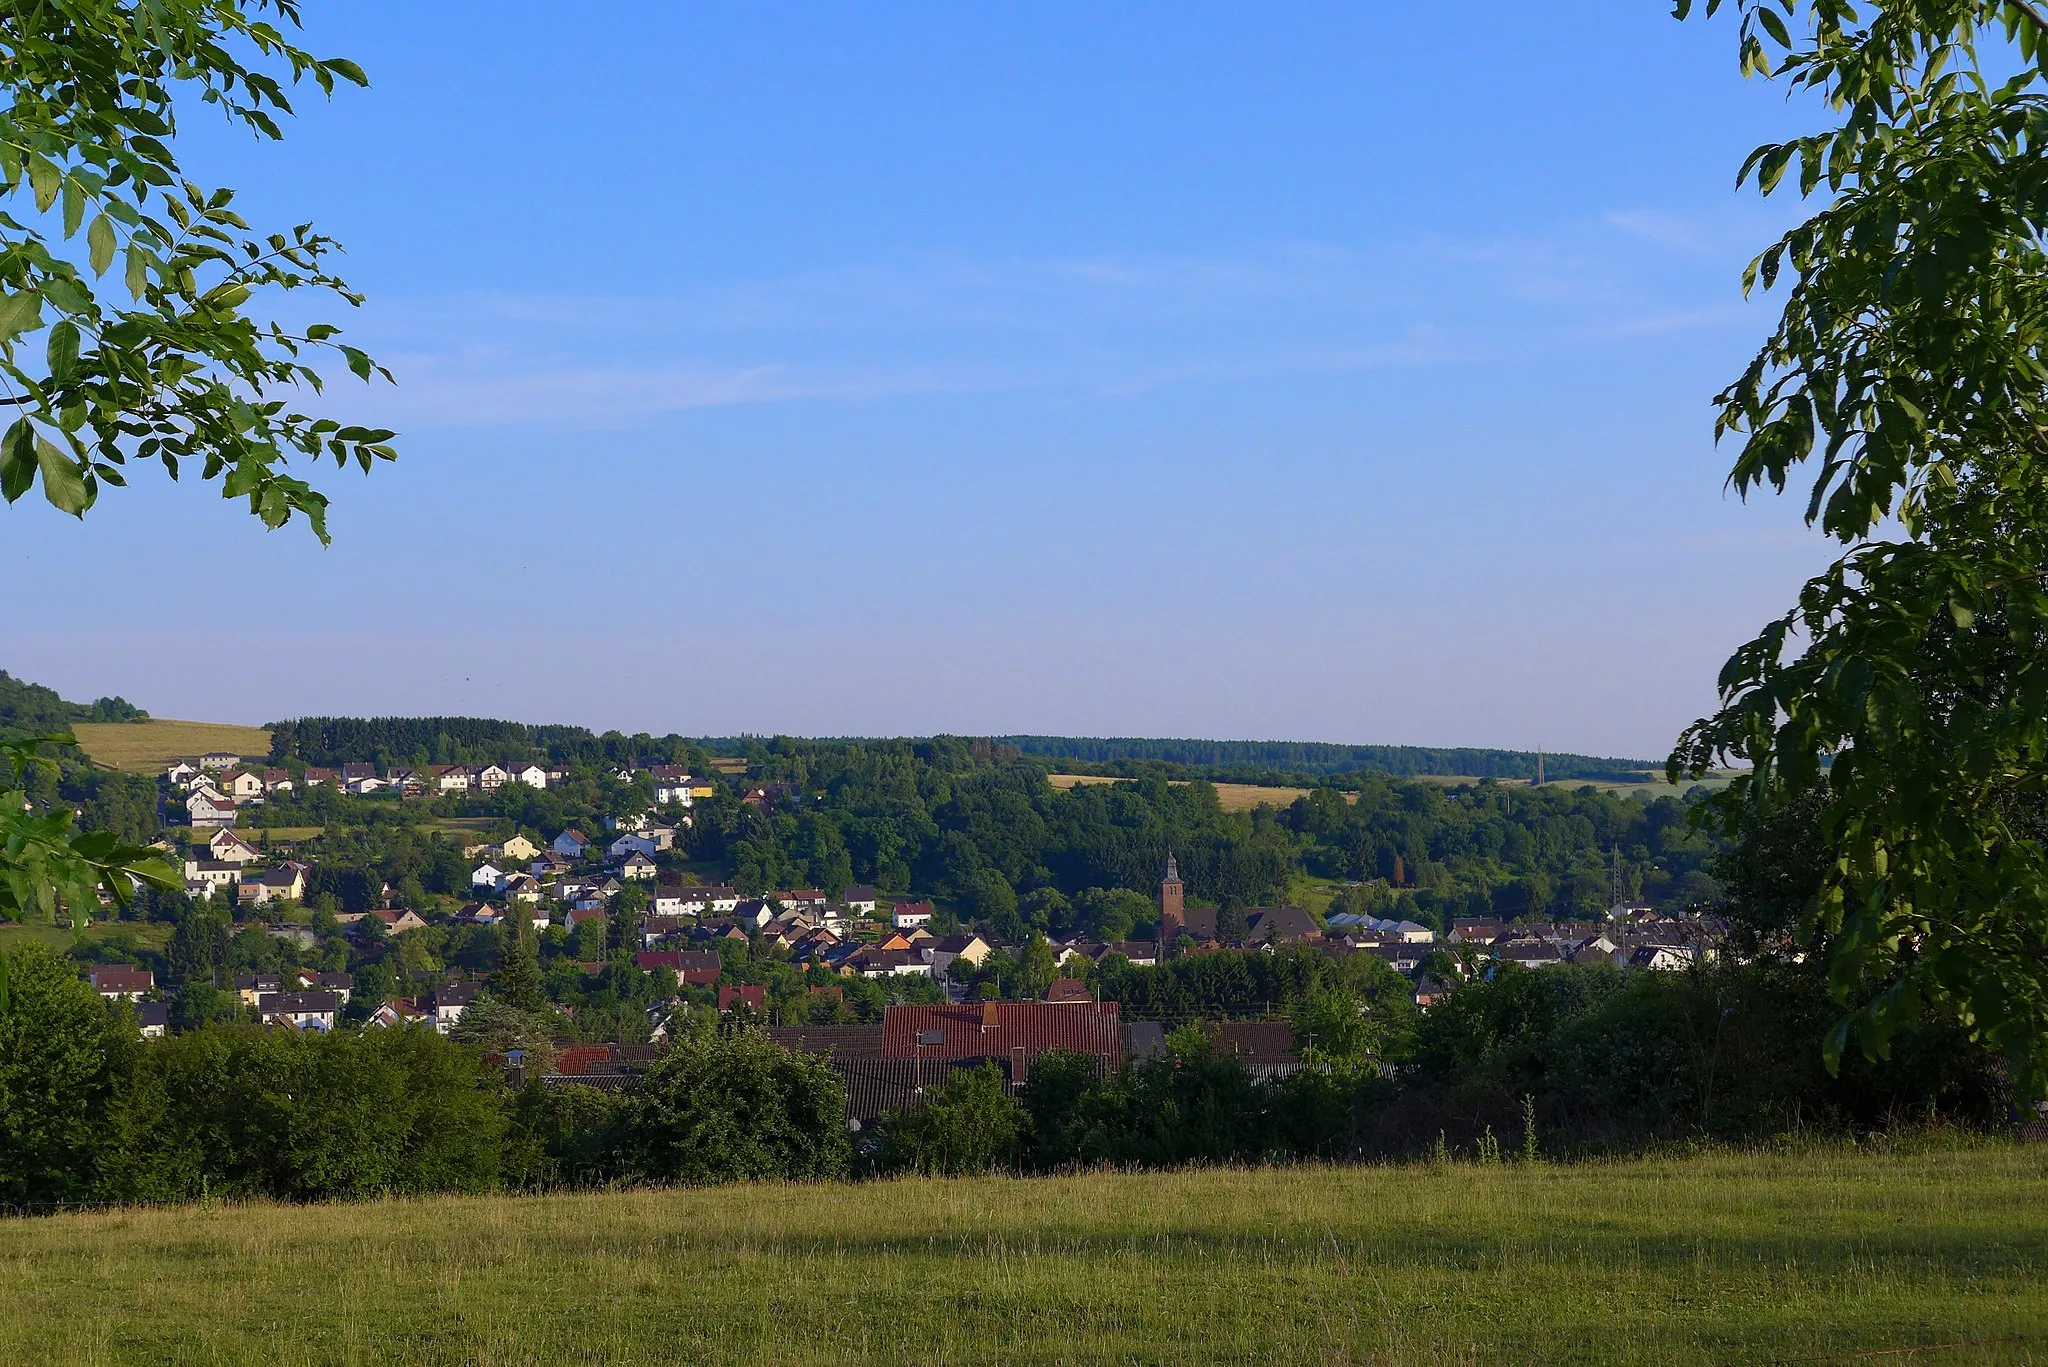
[333,211,1771,428]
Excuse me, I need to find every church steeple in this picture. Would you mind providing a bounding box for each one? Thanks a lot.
[1159,852,1185,955]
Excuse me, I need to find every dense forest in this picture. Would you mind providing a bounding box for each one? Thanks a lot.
[999,735,1654,783]
[267,716,709,770]
[0,670,147,739]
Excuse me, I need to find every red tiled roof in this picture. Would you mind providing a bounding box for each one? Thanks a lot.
[718,984,765,1012]
[881,1001,1123,1063]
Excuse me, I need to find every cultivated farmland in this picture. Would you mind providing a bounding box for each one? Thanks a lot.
[1,1145,2041,1365]
[71,719,272,774]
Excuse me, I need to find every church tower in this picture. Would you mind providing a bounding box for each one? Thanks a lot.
[1159,853,1185,954]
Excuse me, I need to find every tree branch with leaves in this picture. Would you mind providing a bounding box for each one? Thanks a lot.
[1672,0,2048,1094]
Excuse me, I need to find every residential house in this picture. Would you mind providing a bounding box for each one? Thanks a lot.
[199,751,239,771]
[609,832,658,860]
[471,862,506,891]
[186,790,239,829]
[261,922,317,949]
[502,873,544,904]
[1240,906,1319,947]
[183,858,243,889]
[476,763,510,792]
[1495,938,1563,969]
[430,981,481,1033]
[261,768,295,795]
[652,774,697,806]
[717,984,766,1013]
[1412,975,1455,1009]
[1629,943,1699,971]
[733,899,776,931]
[881,1001,1125,1084]
[498,834,541,863]
[301,767,336,788]
[220,769,266,802]
[238,862,307,907]
[1451,919,1506,945]
[208,828,260,864]
[86,965,153,1001]
[892,900,935,930]
[619,851,657,882]
[233,973,286,1005]
[661,884,739,916]
[365,998,430,1028]
[136,1002,169,1038]
[429,764,472,793]
[552,828,592,860]
[1044,978,1094,1004]
[842,885,879,916]
[344,772,386,796]
[508,762,548,789]
[293,969,354,1004]
[922,932,992,981]
[337,908,427,936]
[165,759,201,785]
[258,990,340,1031]
[853,947,932,978]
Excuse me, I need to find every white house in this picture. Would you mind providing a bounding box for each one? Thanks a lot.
[430,765,473,793]
[509,763,548,789]
[653,776,697,807]
[470,863,506,891]
[552,829,592,860]
[609,832,658,860]
[258,990,339,1031]
[186,790,239,829]
[842,886,879,916]
[430,982,481,1034]
[183,858,243,889]
[892,901,935,931]
[476,764,510,792]
[165,760,201,785]
[208,829,260,864]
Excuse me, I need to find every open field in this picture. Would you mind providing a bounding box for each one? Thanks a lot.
[1,1146,2043,1365]
[0,920,168,954]
[1049,773,1321,811]
[71,719,272,773]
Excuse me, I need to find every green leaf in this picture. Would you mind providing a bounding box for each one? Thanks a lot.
[0,290,42,340]
[87,214,116,276]
[26,154,59,212]
[46,321,79,387]
[0,421,32,503]
[124,242,149,298]
[61,177,84,238]
[35,437,87,515]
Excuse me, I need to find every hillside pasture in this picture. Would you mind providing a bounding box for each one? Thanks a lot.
[0,1145,2041,1365]
[71,719,272,774]
[1048,773,1323,812]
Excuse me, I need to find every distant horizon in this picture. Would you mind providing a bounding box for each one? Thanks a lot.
[2,2,1824,762]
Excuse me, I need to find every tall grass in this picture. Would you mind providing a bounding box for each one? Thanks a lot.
[2,1143,2043,1364]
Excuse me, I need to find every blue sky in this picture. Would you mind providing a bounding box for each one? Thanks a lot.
[2,2,1834,758]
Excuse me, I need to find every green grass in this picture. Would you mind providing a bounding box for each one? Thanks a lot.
[0,920,168,955]
[2,1145,2044,1364]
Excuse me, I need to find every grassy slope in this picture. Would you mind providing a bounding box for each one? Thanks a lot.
[1,1146,2042,1365]
[71,719,272,774]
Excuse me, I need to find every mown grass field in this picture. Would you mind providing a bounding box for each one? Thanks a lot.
[2,1145,2043,1365]
[71,719,272,773]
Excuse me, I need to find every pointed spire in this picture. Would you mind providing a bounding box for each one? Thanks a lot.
[1164,852,1180,884]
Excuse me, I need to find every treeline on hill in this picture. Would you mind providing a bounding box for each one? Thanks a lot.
[676,737,1720,926]
[0,939,2008,1207]
[999,735,1655,783]
[0,670,147,740]
[268,716,711,770]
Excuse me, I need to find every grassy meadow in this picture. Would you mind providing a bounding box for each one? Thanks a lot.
[2,1145,2044,1365]
[71,719,272,773]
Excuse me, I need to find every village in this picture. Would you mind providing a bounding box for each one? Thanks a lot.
[56,747,1743,1125]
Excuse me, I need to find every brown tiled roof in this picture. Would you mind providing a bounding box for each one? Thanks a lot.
[87,965,154,994]
[767,1025,885,1058]
[1202,1020,1299,1070]
[882,1001,1123,1063]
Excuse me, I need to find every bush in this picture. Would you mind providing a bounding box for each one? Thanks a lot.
[874,1063,1026,1176]
[619,1028,850,1184]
